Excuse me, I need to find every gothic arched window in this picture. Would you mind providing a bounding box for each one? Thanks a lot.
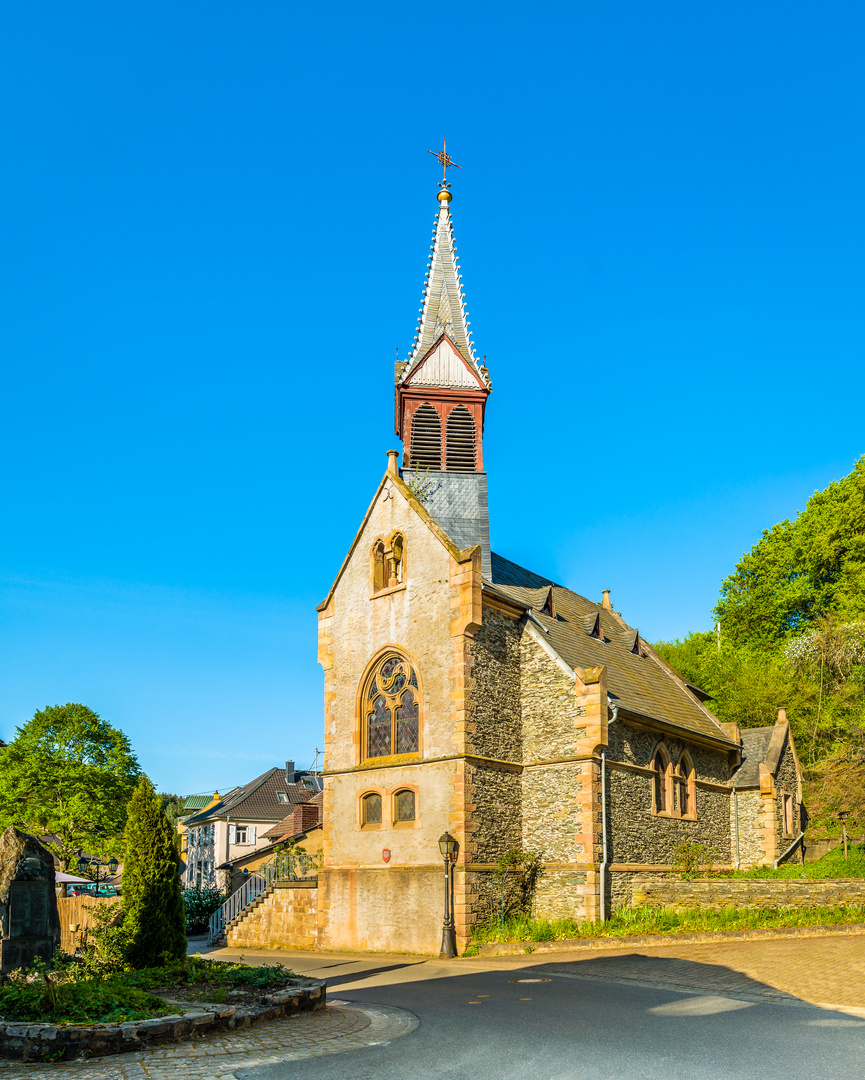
[445,405,476,471]
[652,744,671,814]
[362,653,420,761]
[677,752,696,818]
[372,541,387,594]
[410,403,442,469]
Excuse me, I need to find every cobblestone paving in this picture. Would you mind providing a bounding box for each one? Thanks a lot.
[0,1003,418,1080]
[535,935,865,1010]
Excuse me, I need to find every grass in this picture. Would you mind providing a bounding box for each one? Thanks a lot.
[0,957,297,1025]
[722,843,865,879]
[466,902,865,950]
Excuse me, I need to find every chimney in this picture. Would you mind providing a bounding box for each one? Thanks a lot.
[285,760,295,783]
[293,801,321,835]
[602,590,612,610]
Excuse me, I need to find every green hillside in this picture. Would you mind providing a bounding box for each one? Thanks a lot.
[655,456,865,839]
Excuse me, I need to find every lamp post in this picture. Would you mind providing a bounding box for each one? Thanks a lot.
[438,831,459,959]
[77,853,119,892]
[838,811,851,861]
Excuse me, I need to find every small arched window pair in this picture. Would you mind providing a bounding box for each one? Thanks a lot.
[363,653,420,760]
[372,533,405,594]
[652,744,696,818]
[361,789,416,826]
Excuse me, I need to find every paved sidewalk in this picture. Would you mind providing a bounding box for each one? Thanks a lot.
[0,1003,418,1080]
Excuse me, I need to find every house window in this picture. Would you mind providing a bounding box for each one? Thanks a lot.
[362,792,382,827]
[652,745,671,814]
[677,752,696,818]
[235,826,248,844]
[394,790,416,823]
[362,653,420,760]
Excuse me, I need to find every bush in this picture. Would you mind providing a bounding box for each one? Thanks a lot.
[183,888,226,935]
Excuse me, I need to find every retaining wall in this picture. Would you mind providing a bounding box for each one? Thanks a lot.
[225,881,318,950]
[631,874,865,910]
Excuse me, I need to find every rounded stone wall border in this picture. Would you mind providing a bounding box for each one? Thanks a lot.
[0,977,326,1062]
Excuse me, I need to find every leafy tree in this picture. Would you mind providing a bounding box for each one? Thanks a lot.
[0,704,141,870]
[159,793,184,830]
[716,456,865,650]
[123,775,187,968]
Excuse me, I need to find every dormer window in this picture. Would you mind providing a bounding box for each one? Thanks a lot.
[541,588,555,619]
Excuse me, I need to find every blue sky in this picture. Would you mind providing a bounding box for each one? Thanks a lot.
[2,2,863,795]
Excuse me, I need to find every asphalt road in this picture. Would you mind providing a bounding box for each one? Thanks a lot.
[231,956,865,1080]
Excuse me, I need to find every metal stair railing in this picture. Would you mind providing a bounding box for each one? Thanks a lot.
[208,849,321,945]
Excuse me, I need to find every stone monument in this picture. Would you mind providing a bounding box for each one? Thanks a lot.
[0,827,61,975]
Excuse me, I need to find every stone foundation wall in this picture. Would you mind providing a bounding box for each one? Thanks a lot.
[533,867,591,921]
[225,882,318,950]
[631,874,865,910]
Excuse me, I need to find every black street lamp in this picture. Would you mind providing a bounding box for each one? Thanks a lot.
[438,831,459,959]
[77,852,119,890]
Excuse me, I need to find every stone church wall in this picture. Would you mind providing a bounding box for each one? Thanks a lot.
[470,606,522,761]
[775,734,802,863]
[607,722,732,866]
[733,790,763,867]
[467,760,522,862]
[519,633,581,762]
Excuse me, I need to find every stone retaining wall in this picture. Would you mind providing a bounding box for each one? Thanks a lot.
[631,874,865,910]
[0,978,325,1062]
[225,881,318,950]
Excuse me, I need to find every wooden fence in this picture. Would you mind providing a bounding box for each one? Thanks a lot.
[57,895,122,954]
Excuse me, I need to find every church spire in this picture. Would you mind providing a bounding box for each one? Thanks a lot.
[396,147,490,390]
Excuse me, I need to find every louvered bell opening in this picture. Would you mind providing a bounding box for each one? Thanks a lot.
[410,403,442,469]
[445,405,476,471]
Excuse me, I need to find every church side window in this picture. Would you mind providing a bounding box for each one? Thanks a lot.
[410,404,442,469]
[445,405,476,471]
[372,541,387,593]
[394,789,416,823]
[361,792,382,827]
[362,653,420,760]
[677,752,696,818]
[652,745,671,814]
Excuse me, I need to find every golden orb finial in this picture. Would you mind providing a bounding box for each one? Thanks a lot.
[437,187,452,205]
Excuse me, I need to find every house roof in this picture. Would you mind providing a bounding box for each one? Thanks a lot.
[487,552,738,749]
[397,190,490,389]
[182,795,214,811]
[183,767,317,825]
[260,792,323,841]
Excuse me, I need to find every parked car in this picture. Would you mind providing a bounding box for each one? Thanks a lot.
[69,883,118,897]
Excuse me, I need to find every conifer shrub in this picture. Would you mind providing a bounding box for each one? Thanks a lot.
[122,775,187,968]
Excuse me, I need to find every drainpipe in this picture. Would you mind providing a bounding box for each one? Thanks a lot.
[600,704,619,923]
[732,787,740,870]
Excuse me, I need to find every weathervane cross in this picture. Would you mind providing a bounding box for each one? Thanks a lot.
[427,138,461,184]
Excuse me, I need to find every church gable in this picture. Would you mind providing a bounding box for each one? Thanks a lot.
[403,335,487,390]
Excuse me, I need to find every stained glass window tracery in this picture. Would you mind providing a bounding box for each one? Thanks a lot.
[363,653,420,760]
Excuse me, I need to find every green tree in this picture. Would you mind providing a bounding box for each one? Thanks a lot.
[159,793,184,830]
[0,703,141,870]
[715,456,865,650]
[123,775,187,968]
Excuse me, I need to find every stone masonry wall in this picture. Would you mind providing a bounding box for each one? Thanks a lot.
[631,874,865,910]
[471,607,522,761]
[607,722,732,865]
[775,735,802,862]
[520,632,581,762]
[468,760,521,862]
[733,790,763,867]
[226,883,318,950]
[522,762,586,860]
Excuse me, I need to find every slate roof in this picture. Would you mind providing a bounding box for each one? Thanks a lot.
[488,552,737,749]
[261,793,323,841]
[398,192,490,388]
[729,726,776,787]
[183,767,315,825]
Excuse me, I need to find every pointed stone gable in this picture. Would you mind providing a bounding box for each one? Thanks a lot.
[398,195,490,390]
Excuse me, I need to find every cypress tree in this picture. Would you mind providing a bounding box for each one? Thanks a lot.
[123,775,187,967]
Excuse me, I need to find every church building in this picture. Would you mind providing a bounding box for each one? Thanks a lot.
[310,171,804,956]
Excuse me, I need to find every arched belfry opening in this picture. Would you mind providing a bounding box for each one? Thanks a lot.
[445,405,476,471]
[409,404,442,469]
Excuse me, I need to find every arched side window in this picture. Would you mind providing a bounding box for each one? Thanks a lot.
[361,792,382,827]
[371,534,405,594]
[677,752,696,818]
[363,653,420,760]
[652,745,672,814]
[410,404,442,469]
[445,405,476,471]
[394,789,416,824]
[372,541,387,594]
